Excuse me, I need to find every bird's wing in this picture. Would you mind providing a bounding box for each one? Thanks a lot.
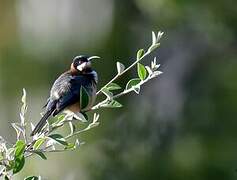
[52,75,90,116]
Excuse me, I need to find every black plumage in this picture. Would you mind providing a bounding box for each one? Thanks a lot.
[31,55,98,136]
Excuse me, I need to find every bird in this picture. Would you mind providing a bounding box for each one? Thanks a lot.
[30,55,99,136]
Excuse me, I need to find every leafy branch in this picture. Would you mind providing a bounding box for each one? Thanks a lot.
[93,31,163,109]
[0,31,164,179]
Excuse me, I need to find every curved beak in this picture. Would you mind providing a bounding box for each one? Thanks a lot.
[88,56,100,62]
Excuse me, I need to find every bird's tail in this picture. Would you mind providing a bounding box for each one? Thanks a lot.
[30,109,54,136]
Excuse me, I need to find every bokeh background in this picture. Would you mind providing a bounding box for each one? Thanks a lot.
[0,0,237,179]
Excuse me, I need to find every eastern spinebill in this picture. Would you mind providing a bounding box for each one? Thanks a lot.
[30,55,99,136]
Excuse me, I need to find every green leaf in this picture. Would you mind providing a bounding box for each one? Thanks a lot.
[106,83,121,91]
[64,143,76,150]
[126,78,141,90]
[24,176,39,180]
[13,140,26,174]
[14,140,25,158]
[137,63,147,80]
[48,134,68,146]
[13,156,25,174]
[56,114,66,121]
[80,86,89,110]
[116,62,125,75]
[47,115,62,125]
[101,100,122,108]
[34,151,47,160]
[137,49,145,60]
[33,138,46,150]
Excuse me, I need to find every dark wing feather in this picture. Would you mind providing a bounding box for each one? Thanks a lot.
[53,88,80,116]
[52,74,94,116]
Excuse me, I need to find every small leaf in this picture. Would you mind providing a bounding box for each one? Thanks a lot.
[151,57,156,69]
[152,31,157,45]
[11,123,24,140]
[75,139,81,148]
[80,86,89,110]
[73,112,88,123]
[101,87,113,100]
[137,63,147,80]
[145,66,153,75]
[106,83,121,91]
[56,114,66,121]
[126,78,141,90]
[21,89,27,116]
[21,89,26,106]
[6,148,15,160]
[88,122,100,129]
[101,100,123,108]
[157,31,164,41]
[88,114,100,128]
[151,57,161,70]
[93,113,100,124]
[48,134,68,146]
[64,143,76,150]
[14,140,26,158]
[19,114,25,126]
[13,156,25,174]
[148,43,160,52]
[136,49,145,60]
[68,122,76,135]
[63,111,74,121]
[33,138,46,150]
[13,140,26,174]
[24,176,39,180]
[151,71,163,78]
[34,152,47,160]
[30,123,35,131]
[116,62,125,75]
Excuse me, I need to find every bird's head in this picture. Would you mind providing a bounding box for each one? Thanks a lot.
[70,55,100,74]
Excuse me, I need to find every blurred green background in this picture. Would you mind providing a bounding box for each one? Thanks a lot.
[0,0,237,179]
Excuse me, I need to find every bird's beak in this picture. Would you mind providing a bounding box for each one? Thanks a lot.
[88,56,100,62]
